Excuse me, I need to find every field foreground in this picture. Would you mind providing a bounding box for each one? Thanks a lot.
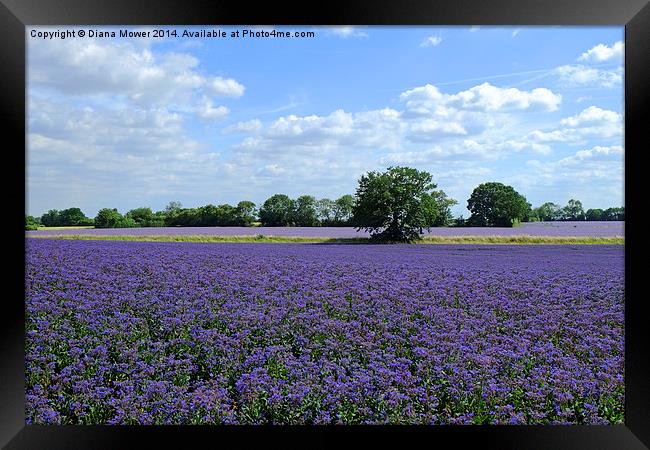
[25,240,624,424]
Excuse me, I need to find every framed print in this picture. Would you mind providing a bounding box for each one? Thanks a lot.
[2,0,649,448]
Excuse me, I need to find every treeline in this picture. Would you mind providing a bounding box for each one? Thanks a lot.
[528,200,624,222]
[25,194,361,230]
[26,192,624,231]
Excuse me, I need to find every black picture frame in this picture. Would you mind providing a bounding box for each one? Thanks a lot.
[2,0,648,448]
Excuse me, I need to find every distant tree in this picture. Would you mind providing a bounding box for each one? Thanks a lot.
[149,211,167,227]
[259,194,295,226]
[94,208,125,228]
[57,207,92,226]
[173,208,201,227]
[293,195,319,227]
[352,166,441,242]
[334,195,355,225]
[216,204,238,226]
[235,201,257,226]
[25,215,39,231]
[533,202,563,222]
[603,207,624,221]
[453,215,468,227]
[40,209,61,227]
[126,207,154,226]
[429,190,457,226]
[561,199,585,221]
[165,201,183,213]
[316,198,336,225]
[195,204,219,226]
[467,182,530,227]
[585,208,604,221]
[164,202,185,226]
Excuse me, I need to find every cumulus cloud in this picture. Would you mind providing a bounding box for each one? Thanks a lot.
[524,145,623,189]
[528,106,623,144]
[380,138,551,164]
[27,97,226,212]
[235,108,405,156]
[208,77,245,97]
[28,33,245,107]
[420,36,442,47]
[196,98,229,121]
[408,119,467,140]
[578,41,624,63]
[557,145,623,165]
[559,106,621,127]
[400,82,562,113]
[554,65,622,88]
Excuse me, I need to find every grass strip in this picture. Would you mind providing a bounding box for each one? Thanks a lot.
[26,234,624,245]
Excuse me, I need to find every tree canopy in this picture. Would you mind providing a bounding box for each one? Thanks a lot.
[352,166,451,242]
[258,194,295,227]
[94,208,135,228]
[467,182,530,227]
[39,208,93,227]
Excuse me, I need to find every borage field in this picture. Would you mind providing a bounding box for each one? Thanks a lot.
[25,235,624,425]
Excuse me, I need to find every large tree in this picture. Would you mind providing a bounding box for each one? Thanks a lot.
[352,166,443,242]
[259,194,295,226]
[467,182,530,227]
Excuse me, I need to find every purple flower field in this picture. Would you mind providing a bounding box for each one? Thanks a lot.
[27,221,624,238]
[25,240,624,425]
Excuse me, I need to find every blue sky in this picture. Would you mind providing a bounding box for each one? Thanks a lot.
[27,26,624,218]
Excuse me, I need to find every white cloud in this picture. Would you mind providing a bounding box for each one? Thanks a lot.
[28,33,245,108]
[400,82,562,113]
[523,145,624,188]
[511,29,522,37]
[420,36,442,47]
[528,106,623,144]
[258,164,286,176]
[578,41,624,63]
[224,119,262,134]
[558,145,623,165]
[511,144,624,209]
[208,76,245,98]
[409,119,467,139]
[380,137,551,164]
[327,26,368,38]
[27,98,221,195]
[196,97,229,121]
[559,106,621,127]
[449,83,561,112]
[236,108,405,155]
[554,65,621,88]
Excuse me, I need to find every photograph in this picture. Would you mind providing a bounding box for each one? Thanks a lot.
[24,25,626,426]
